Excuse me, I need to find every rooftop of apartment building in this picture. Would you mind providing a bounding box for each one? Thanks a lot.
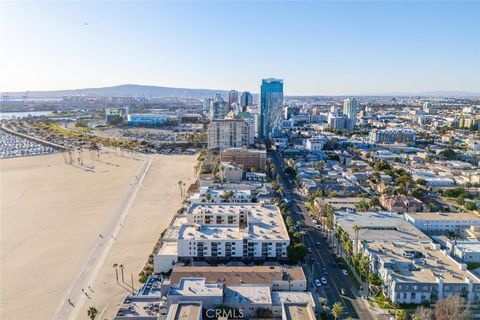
[315,197,365,210]
[334,211,431,243]
[271,291,315,306]
[224,285,272,304]
[169,265,305,286]
[180,203,289,241]
[168,278,223,298]
[405,211,480,222]
[283,303,316,320]
[166,302,202,320]
[368,241,480,284]
[221,147,266,154]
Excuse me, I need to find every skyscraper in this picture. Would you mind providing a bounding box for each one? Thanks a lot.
[260,78,284,139]
[240,91,253,111]
[229,90,239,109]
[343,98,358,130]
[208,95,229,120]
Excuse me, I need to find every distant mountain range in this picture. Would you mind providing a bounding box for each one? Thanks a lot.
[1,84,230,99]
[2,84,479,99]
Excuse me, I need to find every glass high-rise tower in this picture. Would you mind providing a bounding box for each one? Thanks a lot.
[343,98,358,131]
[260,78,284,140]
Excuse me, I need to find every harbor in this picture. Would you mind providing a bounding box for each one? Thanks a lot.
[0,130,56,158]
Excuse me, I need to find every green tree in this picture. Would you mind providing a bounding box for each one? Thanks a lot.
[374,160,391,171]
[465,202,477,211]
[331,302,344,320]
[355,200,370,212]
[287,243,307,264]
[369,196,380,211]
[440,148,457,160]
[87,306,98,320]
[396,309,409,320]
[417,178,428,186]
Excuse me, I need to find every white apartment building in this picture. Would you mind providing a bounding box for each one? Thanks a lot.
[305,136,326,153]
[177,203,290,261]
[446,241,480,263]
[219,162,243,182]
[207,119,252,149]
[404,212,480,235]
[189,186,252,204]
[367,241,480,305]
[369,129,416,144]
[165,277,315,320]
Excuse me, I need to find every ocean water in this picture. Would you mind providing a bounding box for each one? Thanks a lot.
[0,111,53,120]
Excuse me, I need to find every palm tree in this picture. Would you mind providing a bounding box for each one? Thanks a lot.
[87,306,98,320]
[332,302,344,320]
[177,181,184,197]
[119,264,125,283]
[352,225,361,255]
[369,196,380,212]
[219,165,225,183]
[113,263,119,283]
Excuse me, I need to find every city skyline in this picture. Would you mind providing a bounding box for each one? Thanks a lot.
[1,1,479,95]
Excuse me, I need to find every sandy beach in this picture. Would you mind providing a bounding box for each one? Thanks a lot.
[0,150,197,319]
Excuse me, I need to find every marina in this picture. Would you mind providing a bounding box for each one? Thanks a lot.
[0,131,56,158]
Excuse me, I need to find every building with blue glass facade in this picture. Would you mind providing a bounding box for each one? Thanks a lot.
[260,78,284,140]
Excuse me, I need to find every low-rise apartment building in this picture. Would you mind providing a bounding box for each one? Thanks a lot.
[167,265,307,291]
[380,194,425,213]
[165,277,315,320]
[189,186,252,204]
[177,203,290,261]
[404,211,480,235]
[220,147,267,172]
[334,211,431,253]
[366,241,480,304]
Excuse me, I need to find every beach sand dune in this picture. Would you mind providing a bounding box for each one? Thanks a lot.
[0,150,196,319]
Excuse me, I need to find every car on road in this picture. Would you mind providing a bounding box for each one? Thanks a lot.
[320,277,327,285]
[307,247,312,253]
[310,256,315,263]
[340,288,346,295]
[341,269,349,276]
[322,267,327,274]
[316,241,321,248]
[314,279,322,287]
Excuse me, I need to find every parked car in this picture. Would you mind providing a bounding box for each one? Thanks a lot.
[341,288,346,295]
[315,279,322,287]
[307,247,312,253]
[316,241,321,248]
[321,277,327,285]
[341,269,349,276]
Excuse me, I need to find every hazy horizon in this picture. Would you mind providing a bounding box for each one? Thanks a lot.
[1,1,479,95]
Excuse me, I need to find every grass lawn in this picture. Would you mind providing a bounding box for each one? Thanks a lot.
[374,293,395,309]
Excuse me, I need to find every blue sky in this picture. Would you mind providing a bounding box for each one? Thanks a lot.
[1,1,479,95]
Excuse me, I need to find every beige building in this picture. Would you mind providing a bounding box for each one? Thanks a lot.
[168,265,307,291]
[219,162,243,182]
[207,119,252,149]
[220,147,267,172]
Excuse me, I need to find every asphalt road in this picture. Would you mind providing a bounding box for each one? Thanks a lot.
[270,150,374,320]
